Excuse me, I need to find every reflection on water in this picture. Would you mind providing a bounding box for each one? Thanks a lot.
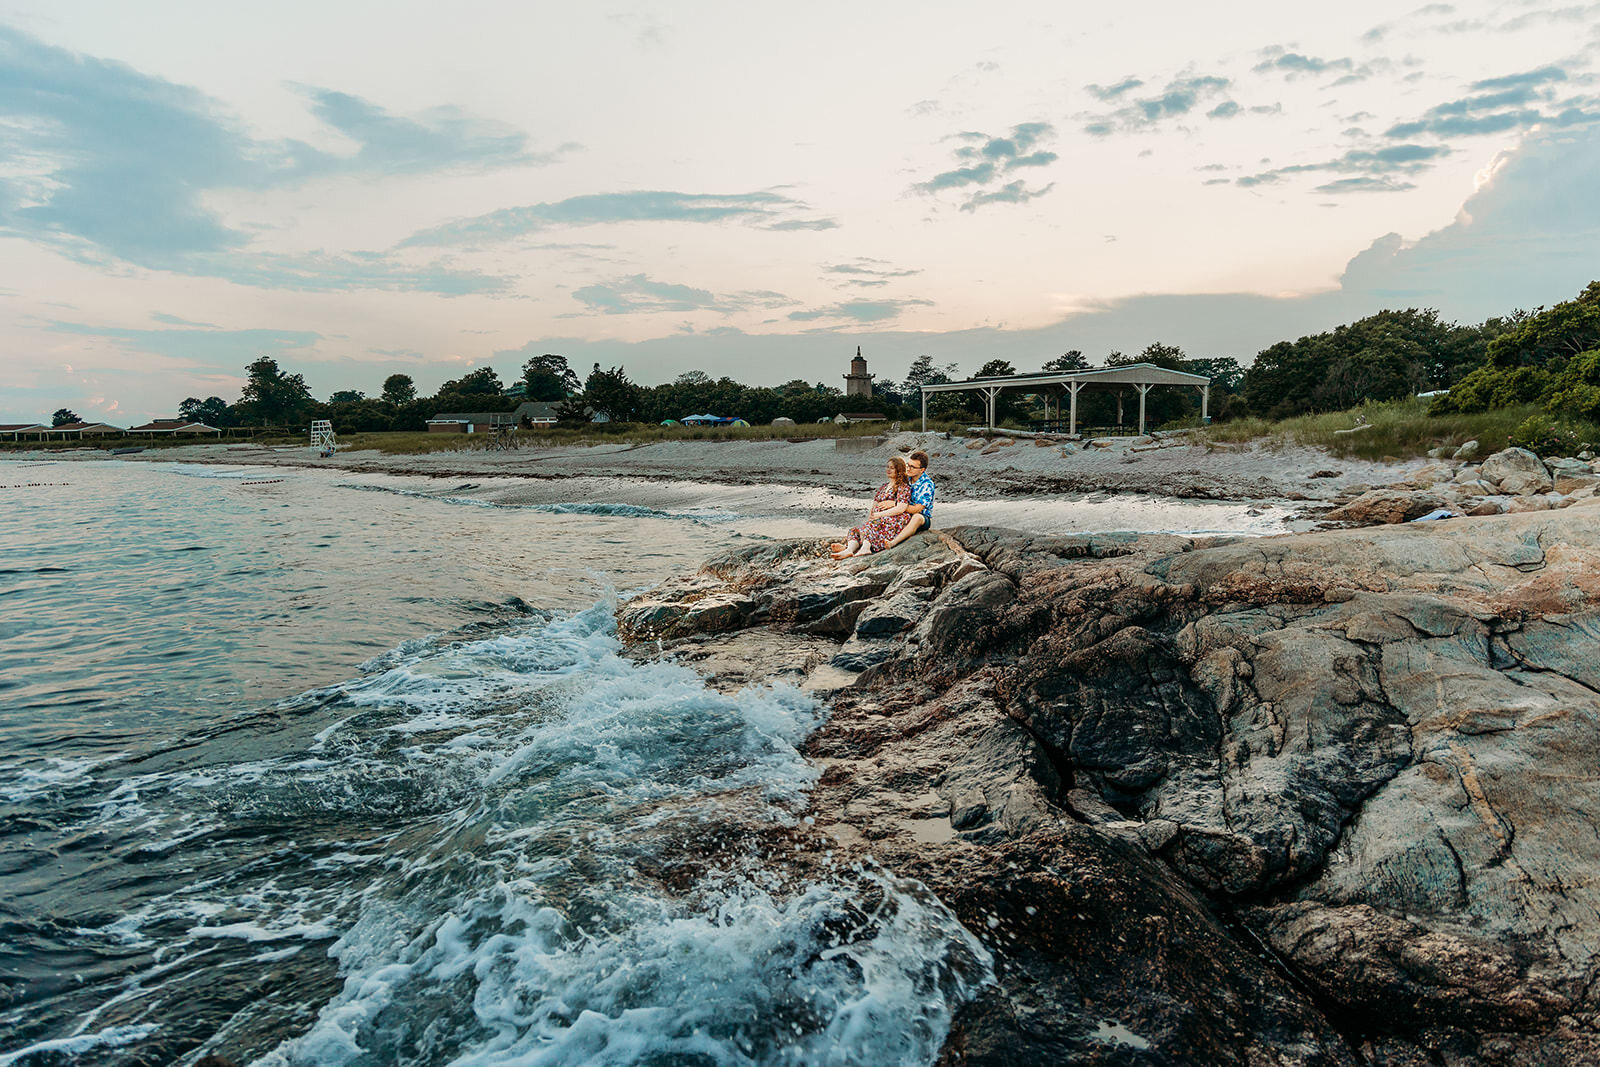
[0,462,738,757]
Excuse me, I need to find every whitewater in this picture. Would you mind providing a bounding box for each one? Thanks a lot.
[0,459,1292,1064]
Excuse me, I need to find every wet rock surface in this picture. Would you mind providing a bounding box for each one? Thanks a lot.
[619,511,1600,1064]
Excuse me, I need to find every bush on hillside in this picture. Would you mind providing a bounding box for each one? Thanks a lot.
[1507,412,1600,458]
[1538,349,1600,422]
[1486,281,1600,370]
[1430,364,1551,414]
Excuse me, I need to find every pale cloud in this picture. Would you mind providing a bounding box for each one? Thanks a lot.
[1383,67,1600,138]
[911,122,1058,210]
[1085,76,1144,100]
[0,25,539,292]
[787,298,934,324]
[1252,48,1355,77]
[825,259,923,288]
[1080,73,1232,135]
[569,274,791,316]
[1237,143,1450,190]
[403,190,829,246]
[44,319,322,365]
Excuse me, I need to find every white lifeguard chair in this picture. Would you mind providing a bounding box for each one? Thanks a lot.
[310,419,337,457]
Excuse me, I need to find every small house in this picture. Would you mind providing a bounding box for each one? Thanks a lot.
[511,401,560,427]
[0,423,48,441]
[128,419,220,436]
[51,421,125,437]
[426,411,517,434]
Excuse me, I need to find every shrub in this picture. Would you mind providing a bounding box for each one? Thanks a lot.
[1432,365,1550,414]
[1508,413,1600,458]
[1539,348,1600,422]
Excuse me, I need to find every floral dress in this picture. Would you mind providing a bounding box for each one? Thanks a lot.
[850,482,913,551]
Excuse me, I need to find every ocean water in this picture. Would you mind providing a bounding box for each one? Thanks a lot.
[0,462,992,1066]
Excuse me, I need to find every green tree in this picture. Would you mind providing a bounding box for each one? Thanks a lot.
[389,398,434,432]
[1130,342,1186,369]
[554,395,591,423]
[1312,341,1427,411]
[381,374,416,406]
[521,354,580,401]
[179,396,235,427]
[1534,347,1600,421]
[1042,351,1088,373]
[676,369,712,386]
[324,398,395,433]
[1486,281,1600,370]
[239,356,313,426]
[434,367,512,413]
[1183,357,1244,393]
[444,367,502,395]
[329,389,364,403]
[1183,357,1248,421]
[1245,309,1488,418]
[583,364,640,421]
[52,408,80,426]
[903,354,958,388]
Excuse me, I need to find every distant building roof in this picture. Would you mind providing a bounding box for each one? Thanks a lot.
[429,411,516,423]
[129,419,218,432]
[840,412,887,420]
[52,421,124,433]
[0,423,47,432]
[512,401,561,421]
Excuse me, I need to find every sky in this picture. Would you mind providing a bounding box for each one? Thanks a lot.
[2,0,1598,424]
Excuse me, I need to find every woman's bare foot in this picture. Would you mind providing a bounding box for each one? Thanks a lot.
[851,541,873,557]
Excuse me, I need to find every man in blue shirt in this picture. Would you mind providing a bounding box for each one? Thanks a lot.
[883,450,934,550]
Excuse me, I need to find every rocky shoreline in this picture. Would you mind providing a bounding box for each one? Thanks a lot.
[617,501,1600,1064]
[1318,445,1600,524]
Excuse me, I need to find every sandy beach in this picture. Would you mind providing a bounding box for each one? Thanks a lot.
[7,431,1418,513]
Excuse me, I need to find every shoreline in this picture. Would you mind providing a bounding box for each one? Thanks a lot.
[1,432,1420,509]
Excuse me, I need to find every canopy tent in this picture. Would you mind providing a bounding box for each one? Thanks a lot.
[919,363,1211,435]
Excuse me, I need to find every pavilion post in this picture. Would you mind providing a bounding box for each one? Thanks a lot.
[1116,391,1124,426]
[1137,383,1151,435]
[1200,385,1210,423]
[921,388,928,433]
[1068,381,1081,436]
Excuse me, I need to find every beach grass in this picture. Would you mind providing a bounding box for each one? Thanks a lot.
[1195,398,1546,460]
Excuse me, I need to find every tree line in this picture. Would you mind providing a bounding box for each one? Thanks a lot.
[97,280,1597,435]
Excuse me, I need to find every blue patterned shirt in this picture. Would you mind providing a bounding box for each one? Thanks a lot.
[909,474,935,529]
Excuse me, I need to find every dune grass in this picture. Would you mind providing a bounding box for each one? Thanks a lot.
[1196,398,1548,461]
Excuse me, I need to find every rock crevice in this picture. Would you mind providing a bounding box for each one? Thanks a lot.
[618,509,1600,1063]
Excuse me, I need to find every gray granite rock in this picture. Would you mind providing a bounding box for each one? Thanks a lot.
[1480,447,1552,492]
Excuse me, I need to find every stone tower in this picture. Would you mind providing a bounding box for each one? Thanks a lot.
[843,346,875,398]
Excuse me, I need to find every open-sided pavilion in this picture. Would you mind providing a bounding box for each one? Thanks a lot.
[919,362,1212,435]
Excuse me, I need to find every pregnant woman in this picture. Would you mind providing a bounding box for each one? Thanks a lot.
[830,457,912,559]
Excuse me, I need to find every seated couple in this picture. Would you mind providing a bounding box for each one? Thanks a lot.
[830,450,935,559]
